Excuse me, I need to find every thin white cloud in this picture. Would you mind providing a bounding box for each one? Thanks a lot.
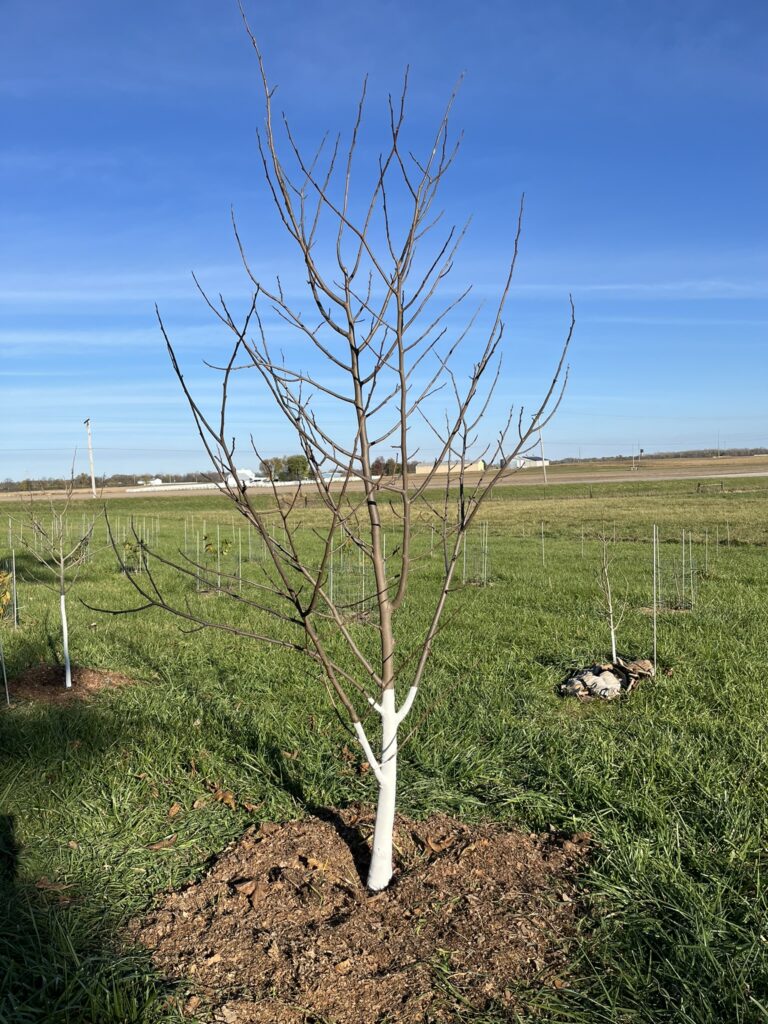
[514,279,768,301]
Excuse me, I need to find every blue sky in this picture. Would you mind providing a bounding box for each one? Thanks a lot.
[2,0,767,479]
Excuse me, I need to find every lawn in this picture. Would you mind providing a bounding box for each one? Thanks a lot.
[1,478,767,1023]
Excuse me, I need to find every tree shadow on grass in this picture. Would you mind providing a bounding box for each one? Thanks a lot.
[0,705,182,1024]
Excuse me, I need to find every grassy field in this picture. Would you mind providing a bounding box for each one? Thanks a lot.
[1,478,768,1023]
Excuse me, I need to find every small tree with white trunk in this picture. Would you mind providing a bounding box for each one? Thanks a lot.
[18,484,99,690]
[111,14,573,891]
[598,534,627,665]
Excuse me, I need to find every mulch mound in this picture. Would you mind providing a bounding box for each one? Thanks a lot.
[131,808,591,1023]
[5,664,138,704]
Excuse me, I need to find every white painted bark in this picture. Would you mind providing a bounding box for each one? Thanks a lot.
[601,545,618,664]
[60,592,72,689]
[366,688,398,891]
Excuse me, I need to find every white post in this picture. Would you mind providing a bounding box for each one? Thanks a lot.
[539,429,548,485]
[11,550,18,628]
[652,525,658,673]
[84,418,97,498]
[60,591,72,689]
[367,688,398,891]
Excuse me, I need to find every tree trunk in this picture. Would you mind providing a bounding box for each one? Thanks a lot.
[367,688,398,891]
[60,591,72,689]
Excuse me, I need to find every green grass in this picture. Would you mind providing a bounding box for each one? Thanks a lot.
[1,479,768,1022]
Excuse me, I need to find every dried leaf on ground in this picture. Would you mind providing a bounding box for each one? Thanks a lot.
[147,834,177,851]
[35,877,73,892]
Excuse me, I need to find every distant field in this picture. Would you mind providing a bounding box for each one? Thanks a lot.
[2,476,768,1022]
[4,452,768,504]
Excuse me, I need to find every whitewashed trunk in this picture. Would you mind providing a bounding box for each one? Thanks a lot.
[60,592,72,689]
[366,688,398,891]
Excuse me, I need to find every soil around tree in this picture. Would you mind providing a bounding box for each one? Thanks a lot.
[4,664,139,705]
[131,807,591,1023]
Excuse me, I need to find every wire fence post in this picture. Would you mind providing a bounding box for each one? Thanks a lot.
[541,521,545,567]
[0,635,9,706]
[216,523,221,589]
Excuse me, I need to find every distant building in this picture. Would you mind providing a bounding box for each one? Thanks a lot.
[505,455,550,469]
[149,477,163,486]
[412,459,486,475]
[225,468,265,489]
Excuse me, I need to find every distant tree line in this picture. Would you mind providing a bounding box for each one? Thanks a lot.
[372,457,417,476]
[554,447,768,465]
[0,470,210,493]
[258,455,310,480]
[258,455,416,480]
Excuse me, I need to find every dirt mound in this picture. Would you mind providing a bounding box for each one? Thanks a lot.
[5,664,139,704]
[131,808,591,1023]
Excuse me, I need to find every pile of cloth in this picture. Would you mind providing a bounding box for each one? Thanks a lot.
[559,657,655,700]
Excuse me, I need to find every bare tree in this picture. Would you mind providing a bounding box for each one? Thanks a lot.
[598,533,627,665]
[17,480,100,689]
[107,16,573,890]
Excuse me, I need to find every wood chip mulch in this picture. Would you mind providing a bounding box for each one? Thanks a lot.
[131,807,591,1023]
[4,664,138,704]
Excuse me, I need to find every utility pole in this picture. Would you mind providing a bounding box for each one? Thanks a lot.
[84,418,96,498]
[539,429,548,485]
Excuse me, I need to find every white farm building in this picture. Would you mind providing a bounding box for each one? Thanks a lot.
[505,455,550,469]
